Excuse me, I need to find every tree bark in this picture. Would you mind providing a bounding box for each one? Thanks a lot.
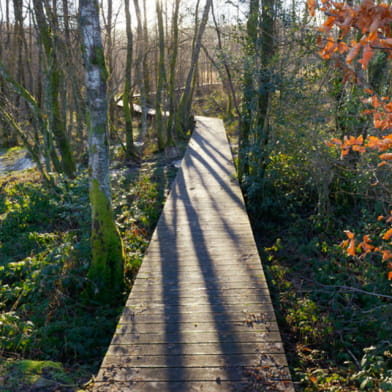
[238,0,259,180]
[123,0,136,158]
[79,0,124,302]
[166,0,181,147]
[32,0,76,178]
[133,0,148,138]
[254,0,275,177]
[155,0,167,150]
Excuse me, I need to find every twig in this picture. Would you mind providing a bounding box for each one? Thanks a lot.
[304,279,392,300]
[339,332,361,369]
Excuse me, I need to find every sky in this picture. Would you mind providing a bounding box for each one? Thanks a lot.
[0,0,243,30]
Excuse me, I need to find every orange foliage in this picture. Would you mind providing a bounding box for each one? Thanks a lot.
[314,0,392,279]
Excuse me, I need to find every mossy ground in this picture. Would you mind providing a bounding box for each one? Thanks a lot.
[0,359,78,392]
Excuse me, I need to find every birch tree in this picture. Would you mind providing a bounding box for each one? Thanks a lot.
[79,0,124,302]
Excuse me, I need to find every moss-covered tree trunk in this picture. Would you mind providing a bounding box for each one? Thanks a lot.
[32,0,76,178]
[254,0,275,178]
[79,0,124,302]
[238,0,259,181]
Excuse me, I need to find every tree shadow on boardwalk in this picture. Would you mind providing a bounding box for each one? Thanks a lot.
[94,118,293,392]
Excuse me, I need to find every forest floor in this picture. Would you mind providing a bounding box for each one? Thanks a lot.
[248,189,392,392]
[0,139,185,392]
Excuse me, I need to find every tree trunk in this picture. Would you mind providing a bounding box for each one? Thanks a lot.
[254,0,275,177]
[166,0,181,147]
[155,0,167,150]
[133,0,148,139]
[239,0,259,180]
[32,0,76,178]
[0,61,59,173]
[123,0,136,158]
[79,0,124,302]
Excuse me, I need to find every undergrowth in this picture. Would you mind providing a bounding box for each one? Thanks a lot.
[246,150,392,392]
[0,156,178,391]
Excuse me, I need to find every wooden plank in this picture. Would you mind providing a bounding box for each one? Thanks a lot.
[118,310,278,325]
[101,353,289,368]
[115,321,279,334]
[111,330,283,345]
[93,116,293,391]
[97,366,292,383]
[124,303,276,315]
[105,341,286,357]
[131,280,271,291]
[94,380,295,392]
[129,288,272,300]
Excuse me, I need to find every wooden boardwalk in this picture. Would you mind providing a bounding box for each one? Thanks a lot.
[94,117,294,392]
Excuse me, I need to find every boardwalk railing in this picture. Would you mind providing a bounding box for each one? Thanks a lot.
[93,116,295,392]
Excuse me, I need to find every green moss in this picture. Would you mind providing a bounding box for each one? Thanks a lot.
[88,179,124,302]
[0,359,72,391]
[91,46,109,81]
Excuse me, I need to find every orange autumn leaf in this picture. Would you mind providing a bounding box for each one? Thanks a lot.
[388,271,392,280]
[379,153,392,160]
[344,230,355,239]
[308,0,317,16]
[320,38,338,59]
[341,239,349,248]
[380,38,392,47]
[362,234,372,243]
[337,41,349,54]
[359,237,374,253]
[331,137,343,145]
[347,239,356,256]
[346,42,362,63]
[374,119,385,128]
[367,31,378,41]
[352,145,366,153]
[382,249,392,261]
[382,228,392,240]
[341,148,350,157]
[358,45,375,69]
[377,215,385,221]
[369,95,381,108]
